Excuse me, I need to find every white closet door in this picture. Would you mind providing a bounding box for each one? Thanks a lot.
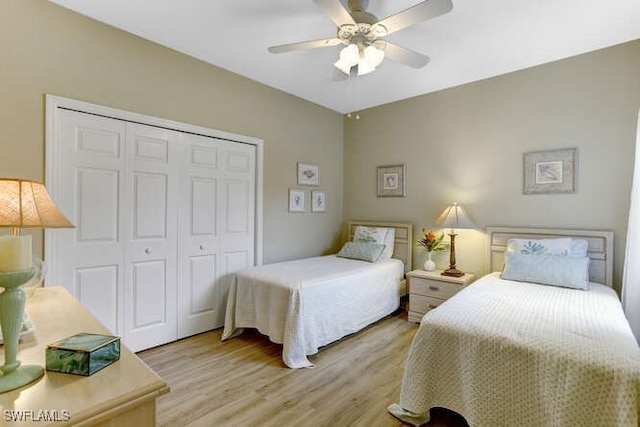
[47,97,259,352]
[54,110,126,336]
[217,141,256,326]
[178,135,255,336]
[123,123,180,351]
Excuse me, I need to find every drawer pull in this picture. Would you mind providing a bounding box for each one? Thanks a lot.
[428,304,438,309]
[145,248,151,254]
[429,285,440,291]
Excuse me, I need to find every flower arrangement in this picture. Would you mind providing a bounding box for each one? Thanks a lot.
[417,229,448,253]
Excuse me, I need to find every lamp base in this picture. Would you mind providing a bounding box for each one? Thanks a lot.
[441,268,465,277]
[0,364,44,393]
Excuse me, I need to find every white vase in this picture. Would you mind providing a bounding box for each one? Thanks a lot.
[423,252,436,271]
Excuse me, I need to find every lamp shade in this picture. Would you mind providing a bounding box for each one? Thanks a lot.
[435,202,475,230]
[0,179,74,229]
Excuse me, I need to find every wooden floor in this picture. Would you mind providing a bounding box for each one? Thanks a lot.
[138,309,468,427]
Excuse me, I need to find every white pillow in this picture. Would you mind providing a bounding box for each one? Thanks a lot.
[507,238,571,255]
[353,226,395,260]
[507,238,589,258]
[501,252,590,290]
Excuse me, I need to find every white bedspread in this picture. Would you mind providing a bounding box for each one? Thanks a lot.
[222,255,404,368]
[391,272,640,426]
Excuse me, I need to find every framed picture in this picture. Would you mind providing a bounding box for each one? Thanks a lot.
[377,164,406,197]
[524,148,577,194]
[289,189,305,212]
[311,190,326,212]
[297,163,319,186]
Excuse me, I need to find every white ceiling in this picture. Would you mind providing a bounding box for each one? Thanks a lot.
[49,0,640,114]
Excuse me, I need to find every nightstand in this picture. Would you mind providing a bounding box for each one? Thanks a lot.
[407,269,475,323]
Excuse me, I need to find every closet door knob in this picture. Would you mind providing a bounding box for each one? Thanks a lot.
[145,248,151,254]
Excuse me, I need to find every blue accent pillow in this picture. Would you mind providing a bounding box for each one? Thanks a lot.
[337,242,385,263]
[501,252,590,290]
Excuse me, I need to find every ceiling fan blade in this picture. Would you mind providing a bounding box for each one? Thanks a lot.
[268,38,342,54]
[378,41,430,68]
[376,0,453,35]
[312,0,356,26]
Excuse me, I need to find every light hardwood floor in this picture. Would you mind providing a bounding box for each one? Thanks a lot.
[138,309,466,427]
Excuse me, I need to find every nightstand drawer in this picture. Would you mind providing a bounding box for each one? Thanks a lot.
[410,279,461,299]
[410,294,446,314]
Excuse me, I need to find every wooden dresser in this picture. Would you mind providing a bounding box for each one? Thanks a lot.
[0,286,169,426]
[407,269,475,323]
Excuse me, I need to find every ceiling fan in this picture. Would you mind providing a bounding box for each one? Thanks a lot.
[268,0,453,78]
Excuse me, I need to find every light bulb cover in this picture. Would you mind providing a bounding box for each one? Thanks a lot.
[333,59,352,75]
[363,45,385,68]
[339,44,359,67]
[357,61,375,76]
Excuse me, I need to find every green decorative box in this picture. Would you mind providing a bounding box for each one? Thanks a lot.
[46,333,120,376]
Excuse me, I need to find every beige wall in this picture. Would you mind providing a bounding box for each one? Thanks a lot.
[344,40,640,292]
[0,0,344,263]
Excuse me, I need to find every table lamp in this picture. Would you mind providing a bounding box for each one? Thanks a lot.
[0,178,74,393]
[435,202,475,277]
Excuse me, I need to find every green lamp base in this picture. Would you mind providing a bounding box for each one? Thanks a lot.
[0,364,44,393]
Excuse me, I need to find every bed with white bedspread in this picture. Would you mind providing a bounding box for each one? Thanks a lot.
[390,227,640,426]
[222,221,412,368]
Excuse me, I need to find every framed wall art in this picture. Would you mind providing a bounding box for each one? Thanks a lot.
[377,164,406,197]
[524,148,577,194]
[289,189,305,212]
[311,190,326,212]
[297,163,319,186]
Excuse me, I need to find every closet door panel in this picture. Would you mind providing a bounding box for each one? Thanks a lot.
[177,136,221,337]
[131,260,167,328]
[191,178,217,237]
[189,255,217,314]
[123,123,179,351]
[75,265,119,333]
[53,110,126,336]
[225,180,250,233]
[214,144,256,326]
[133,172,168,239]
[76,168,120,242]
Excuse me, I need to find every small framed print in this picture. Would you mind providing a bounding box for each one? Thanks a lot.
[289,189,305,212]
[297,163,319,186]
[377,164,406,197]
[524,148,577,194]
[311,190,326,212]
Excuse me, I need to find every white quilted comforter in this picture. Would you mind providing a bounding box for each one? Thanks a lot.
[222,255,404,368]
[391,272,640,426]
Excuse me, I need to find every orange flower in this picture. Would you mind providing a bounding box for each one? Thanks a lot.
[417,229,447,253]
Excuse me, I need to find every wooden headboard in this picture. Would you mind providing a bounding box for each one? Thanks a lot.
[348,220,413,274]
[486,227,614,287]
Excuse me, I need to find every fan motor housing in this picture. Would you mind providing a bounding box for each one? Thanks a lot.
[337,23,387,47]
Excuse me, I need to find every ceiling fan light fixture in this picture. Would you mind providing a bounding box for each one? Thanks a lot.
[357,60,375,75]
[333,58,352,75]
[339,44,360,66]
[362,45,385,68]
